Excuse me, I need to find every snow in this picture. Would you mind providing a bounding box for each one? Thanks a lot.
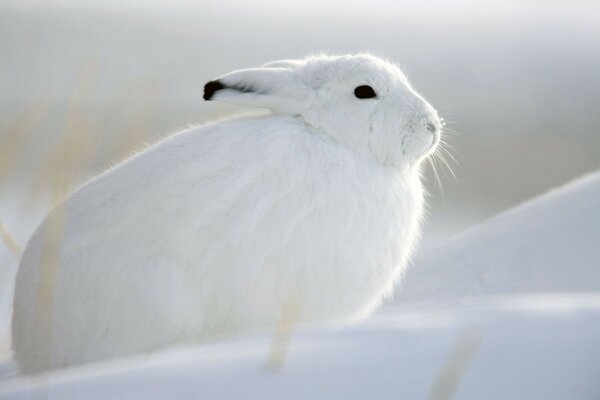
[394,170,600,303]
[1,295,600,399]
[1,170,599,399]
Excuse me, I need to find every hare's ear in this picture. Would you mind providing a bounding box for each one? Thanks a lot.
[204,67,304,113]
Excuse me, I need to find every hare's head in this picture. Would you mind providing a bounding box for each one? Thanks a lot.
[204,53,441,168]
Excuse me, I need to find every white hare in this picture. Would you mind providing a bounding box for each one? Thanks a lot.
[12,53,441,374]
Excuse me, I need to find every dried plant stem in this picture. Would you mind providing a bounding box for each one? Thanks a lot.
[266,301,300,372]
[30,59,101,344]
[0,221,22,260]
[109,78,160,160]
[0,98,49,185]
[427,327,483,400]
[28,59,100,203]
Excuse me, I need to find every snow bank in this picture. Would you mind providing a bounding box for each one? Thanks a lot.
[1,170,599,399]
[1,294,600,400]
[395,170,600,304]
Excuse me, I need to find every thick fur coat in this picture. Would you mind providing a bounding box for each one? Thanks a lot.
[12,54,441,373]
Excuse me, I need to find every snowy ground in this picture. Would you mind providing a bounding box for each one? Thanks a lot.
[1,170,599,399]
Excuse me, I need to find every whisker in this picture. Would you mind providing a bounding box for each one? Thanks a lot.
[437,151,457,180]
[428,153,445,200]
[439,143,458,166]
[440,128,460,137]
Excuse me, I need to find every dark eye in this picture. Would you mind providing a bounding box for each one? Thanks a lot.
[354,85,377,99]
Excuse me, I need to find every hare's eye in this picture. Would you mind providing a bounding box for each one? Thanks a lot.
[354,85,377,99]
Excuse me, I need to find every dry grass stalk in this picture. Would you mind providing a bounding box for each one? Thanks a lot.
[31,60,101,340]
[108,78,160,160]
[266,301,300,372]
[29,59,100,203]
[427,327,484,400]
[0,221,22,260]
[0,98,49,185]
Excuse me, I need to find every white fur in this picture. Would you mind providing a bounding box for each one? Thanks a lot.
[12,53,441,374]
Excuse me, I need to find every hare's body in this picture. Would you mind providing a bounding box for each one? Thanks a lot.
[14,116,422,373]
[13,54,441,374]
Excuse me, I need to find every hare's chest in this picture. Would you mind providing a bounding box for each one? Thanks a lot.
[284,170,424,318]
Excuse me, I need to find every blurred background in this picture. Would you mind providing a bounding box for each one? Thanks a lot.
[1,0,600,356]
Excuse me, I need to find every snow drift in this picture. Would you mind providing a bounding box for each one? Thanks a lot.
[394,170,600,303]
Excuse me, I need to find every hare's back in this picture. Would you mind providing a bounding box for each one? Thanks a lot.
[12,115,322,372]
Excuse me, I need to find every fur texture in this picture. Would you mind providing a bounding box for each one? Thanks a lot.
[12,53,441,373]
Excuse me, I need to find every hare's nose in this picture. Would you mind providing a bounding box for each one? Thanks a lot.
[425,120,437,133]
[423,118,440,135]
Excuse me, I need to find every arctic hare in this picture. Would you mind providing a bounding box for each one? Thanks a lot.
[13,53,442,374]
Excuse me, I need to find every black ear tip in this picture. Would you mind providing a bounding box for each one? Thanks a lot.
[204,80,225,101]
